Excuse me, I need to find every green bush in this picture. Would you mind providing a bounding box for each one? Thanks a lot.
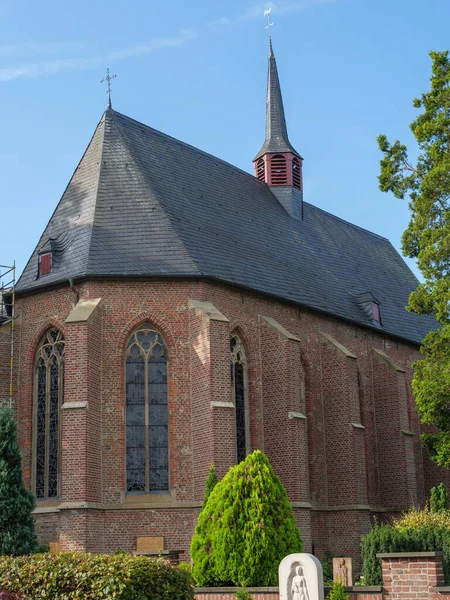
[0,552,194,600]
[362,522,450,585]
[0,407,36,555]
[326,581,349,600]
[190,450,302,587]
[430,483,450,513]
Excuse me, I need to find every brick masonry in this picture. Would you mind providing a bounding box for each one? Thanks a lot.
[379,552,450,599]
[2,277,450,563]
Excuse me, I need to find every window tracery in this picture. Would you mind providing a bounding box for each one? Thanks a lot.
[34,328,65,500]
[231,334,250,463]
[125,324,169,494]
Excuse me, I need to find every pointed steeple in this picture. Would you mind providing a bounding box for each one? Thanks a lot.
[253,39,304,219]
[254,39,300,160]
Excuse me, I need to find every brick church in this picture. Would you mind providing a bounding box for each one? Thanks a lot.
[1,39,447,562]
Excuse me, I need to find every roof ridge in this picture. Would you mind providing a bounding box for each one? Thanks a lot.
[84,111,109,275]
[16,113,106,289]
[304,201,390,242]
[103,110,203,276]
[111,109,268,185]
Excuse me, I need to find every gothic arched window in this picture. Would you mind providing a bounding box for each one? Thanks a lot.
[125,324,169,494]
[34,328,65,500]
[231,334,250,463]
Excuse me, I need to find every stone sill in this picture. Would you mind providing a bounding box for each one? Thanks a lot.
[195,587,382,594]
[324,587,382,593]
[436,587,450,593]
[195,588,279,594]
[377,551,444,558]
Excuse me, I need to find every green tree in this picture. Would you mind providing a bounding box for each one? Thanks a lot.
[202,465,218,509]
[190,450,302,587]
[377,50,450,467]
[0,407,36,555]
[430,482,450,512]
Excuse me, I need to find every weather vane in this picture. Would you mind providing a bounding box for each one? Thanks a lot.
[101,68,117,108]
[264,8,275,40]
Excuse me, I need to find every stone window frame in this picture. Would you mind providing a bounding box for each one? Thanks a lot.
[124,323,170,495]
[32,328,65,501]
[230,332,251,462]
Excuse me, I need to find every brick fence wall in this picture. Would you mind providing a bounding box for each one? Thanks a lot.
[194,586,382,599]
[195,553,450,599]
[379,552,450,599]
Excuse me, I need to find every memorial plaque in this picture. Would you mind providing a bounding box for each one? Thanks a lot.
[279,553,324,600]
[136,536,164,553]
[332,557,353,586]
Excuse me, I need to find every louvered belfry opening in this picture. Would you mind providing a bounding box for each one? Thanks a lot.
[270,154,288,185]
[292,157,302,190]
[256,158,265,182]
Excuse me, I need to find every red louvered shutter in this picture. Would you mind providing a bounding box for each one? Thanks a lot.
[40,253,52,276]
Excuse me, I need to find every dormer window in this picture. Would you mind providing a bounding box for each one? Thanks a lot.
[39,253,52,276]
[354,292,382,327]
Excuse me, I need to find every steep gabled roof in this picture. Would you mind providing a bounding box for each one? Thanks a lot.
[16,108,436,345]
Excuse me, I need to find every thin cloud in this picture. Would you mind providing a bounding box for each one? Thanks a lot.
[0,29,196,83]
[0,41,86,58]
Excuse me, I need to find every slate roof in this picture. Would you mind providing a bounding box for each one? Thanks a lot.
[16,106,436,345]
[254,40,301,160]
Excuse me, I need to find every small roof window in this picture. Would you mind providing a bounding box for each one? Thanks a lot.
[39,252,52,276]
[372,301,381,324]
[354,292,382,327]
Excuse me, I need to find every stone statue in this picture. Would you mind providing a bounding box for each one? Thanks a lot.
[279,553,324,600]
[332,557,353,586]
[291,565,311,600]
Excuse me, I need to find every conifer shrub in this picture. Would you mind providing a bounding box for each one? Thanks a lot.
[326,581,349,600]
[0,552,194,599]
[202,465,218,509]
[190,450,302,587]
[430,483,450,513]
[0,407,36,555]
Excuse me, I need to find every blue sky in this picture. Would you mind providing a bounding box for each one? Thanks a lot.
[0,0,448,280]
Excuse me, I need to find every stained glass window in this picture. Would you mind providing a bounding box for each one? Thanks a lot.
[34,328,65,500]
[231,334,250,463]
[126,324,169,494]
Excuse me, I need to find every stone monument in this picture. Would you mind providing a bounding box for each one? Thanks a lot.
[332,557,353,586]
[279,554,324,600]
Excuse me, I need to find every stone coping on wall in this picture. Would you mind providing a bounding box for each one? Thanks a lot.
[376,551,444,558]
[195,588,279,594]
[194,587,382,594]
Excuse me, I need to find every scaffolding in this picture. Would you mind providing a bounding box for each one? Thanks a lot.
[0,263,16,407]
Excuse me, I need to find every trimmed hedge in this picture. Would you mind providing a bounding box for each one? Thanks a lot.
[362,522,450,585]
[0,592,22,600]
[0,552,194,599]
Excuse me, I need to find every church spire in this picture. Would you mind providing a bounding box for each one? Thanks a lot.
[254,38,300,160]
[253,37,304,219]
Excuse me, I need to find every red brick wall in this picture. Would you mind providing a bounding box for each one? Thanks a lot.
[11,277,449,560]
[194,589,382,600]
[380,553,450,599]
